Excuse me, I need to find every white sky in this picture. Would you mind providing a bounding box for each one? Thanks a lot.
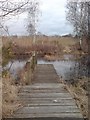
[5,0,73,36]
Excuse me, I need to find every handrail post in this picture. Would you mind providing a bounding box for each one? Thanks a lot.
[26,54,37,84]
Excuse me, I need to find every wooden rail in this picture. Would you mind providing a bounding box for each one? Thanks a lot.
[24,54,37,84]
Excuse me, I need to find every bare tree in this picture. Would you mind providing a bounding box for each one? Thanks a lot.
[27,0,40,58]
[0,0,31,18]
[27,0,39,40]
[0,0,39,35]
[87,2,90,43]
[66,1,90,50]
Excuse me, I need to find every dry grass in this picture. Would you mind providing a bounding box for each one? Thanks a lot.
[44,55,64,61]
[2,73,22,118]
[2,36,77,47]
[2,36,78,59]
[57,37,77,47]
[0,37,2,119]
[2,36,33,47]
[0,80,2,119]
[66,77,88,118]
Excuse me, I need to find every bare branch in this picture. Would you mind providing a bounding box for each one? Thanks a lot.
[66,1,89,37]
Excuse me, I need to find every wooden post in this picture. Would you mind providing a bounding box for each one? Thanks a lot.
[26,58,32,84]
[26,55,37,84]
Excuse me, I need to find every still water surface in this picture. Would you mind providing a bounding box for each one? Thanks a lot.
[5,54,89,81]
[6,55,78,80]
[37,59,77,80]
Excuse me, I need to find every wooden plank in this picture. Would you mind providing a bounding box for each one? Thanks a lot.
[15,106,80,114]
[17,97,74,101]
[21,84,65,88]
[24,103,76,106]
[20,89,68,93]
[18,93,72,98]
[17,98,74,103]
[32,64,60,83]
[13,113,83,118]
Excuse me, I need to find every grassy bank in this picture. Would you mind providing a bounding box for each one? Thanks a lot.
[2,73,22,117]
[65,77,88,119]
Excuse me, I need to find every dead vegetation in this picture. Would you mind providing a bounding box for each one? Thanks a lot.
[2,36,78,60]
[66,77,88,119]
[0,37,2,119]
[2,73,22,118]
[2,36,77,47]
[0,86,1,117]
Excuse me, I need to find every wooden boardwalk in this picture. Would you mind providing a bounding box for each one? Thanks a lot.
[12,64,83,119]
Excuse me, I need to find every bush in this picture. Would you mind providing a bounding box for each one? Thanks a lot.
[2,42,14,67]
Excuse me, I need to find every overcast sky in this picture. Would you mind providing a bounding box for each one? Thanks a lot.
[5,0,73,36]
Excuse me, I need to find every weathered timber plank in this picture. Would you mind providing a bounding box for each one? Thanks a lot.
[17,98,75,103]
[23,103,76,106]
[17,97,74,101]
[21,84,65,88]
[20,89,68,93]
[12,113,83,118]
[15,106,80,114]
[32,64,60,83]
[18,93,72,98]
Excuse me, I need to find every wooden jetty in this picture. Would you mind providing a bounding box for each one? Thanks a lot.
[11,64,83,120]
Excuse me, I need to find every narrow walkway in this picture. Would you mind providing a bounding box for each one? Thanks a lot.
[32,64,60,83]
[12,64,83,119]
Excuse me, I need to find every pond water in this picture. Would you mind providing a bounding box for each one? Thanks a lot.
[5,60,27,78]
[37,59,77,80]
[5,55,88,80]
